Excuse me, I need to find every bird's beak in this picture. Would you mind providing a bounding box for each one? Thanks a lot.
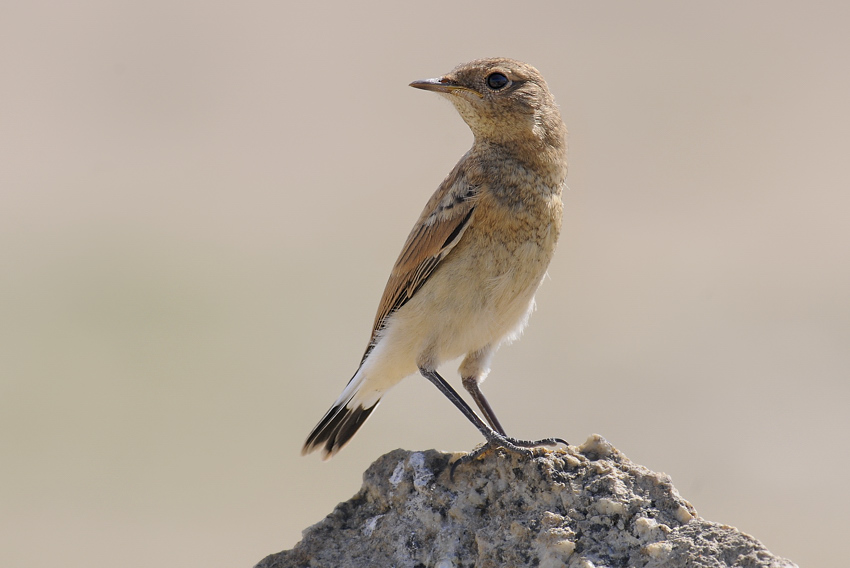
[409,77,482,98]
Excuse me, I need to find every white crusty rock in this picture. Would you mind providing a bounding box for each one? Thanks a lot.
[257,435,797,568]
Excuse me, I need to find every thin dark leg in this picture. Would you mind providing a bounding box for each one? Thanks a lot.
[462,376,506,436]
[418,367,568,479]
[418,367,497,440]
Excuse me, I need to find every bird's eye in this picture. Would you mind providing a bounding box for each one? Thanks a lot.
[486,72,509,90]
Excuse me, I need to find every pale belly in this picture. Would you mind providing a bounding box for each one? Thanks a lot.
[361,229,555,390]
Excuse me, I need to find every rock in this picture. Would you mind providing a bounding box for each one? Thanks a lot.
[257,435,797,568]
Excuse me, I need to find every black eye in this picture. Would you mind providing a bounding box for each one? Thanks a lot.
[486,72,509,90]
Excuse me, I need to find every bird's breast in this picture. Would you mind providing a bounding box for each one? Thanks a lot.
[446,182,562,308]
[377,182,562,367]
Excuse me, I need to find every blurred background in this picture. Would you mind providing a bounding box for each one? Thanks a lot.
[1,1,847,566]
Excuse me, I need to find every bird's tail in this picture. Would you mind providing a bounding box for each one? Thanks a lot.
[302,369,382,459]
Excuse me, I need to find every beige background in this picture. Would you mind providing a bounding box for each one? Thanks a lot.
[2,2,847,567]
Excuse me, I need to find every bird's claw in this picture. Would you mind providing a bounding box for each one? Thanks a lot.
[449,435,569,480]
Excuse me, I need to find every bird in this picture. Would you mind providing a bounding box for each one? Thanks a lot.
[302,58,568,466]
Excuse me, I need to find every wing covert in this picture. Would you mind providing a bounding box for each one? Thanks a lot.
[361,167,479,362]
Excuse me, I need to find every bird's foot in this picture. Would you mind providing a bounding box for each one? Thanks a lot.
[449,434,568,480]
[506,435,569,449]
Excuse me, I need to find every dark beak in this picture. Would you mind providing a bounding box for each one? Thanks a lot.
[409,77,459,93]
[409,77,483,99]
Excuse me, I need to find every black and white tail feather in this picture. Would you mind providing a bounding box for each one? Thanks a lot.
[301,367,381,459]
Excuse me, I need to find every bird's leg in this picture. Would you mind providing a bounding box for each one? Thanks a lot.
[459,347,507,435]
[457,348,568,449]
[462,375,507,435]
[460,375,568,449]
[418,367,499,440]
[418,367,567,479]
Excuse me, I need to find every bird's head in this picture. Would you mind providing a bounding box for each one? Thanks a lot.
[410,58,565,151]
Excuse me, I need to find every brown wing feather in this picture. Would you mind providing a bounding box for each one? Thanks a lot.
[361,164,479,362]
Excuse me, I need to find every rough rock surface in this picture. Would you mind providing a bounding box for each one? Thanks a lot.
[257,435,797,568]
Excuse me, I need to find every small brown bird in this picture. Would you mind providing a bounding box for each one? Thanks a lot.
[303,58,568,464]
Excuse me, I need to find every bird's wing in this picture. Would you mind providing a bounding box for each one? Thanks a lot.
[361,164,479,363]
